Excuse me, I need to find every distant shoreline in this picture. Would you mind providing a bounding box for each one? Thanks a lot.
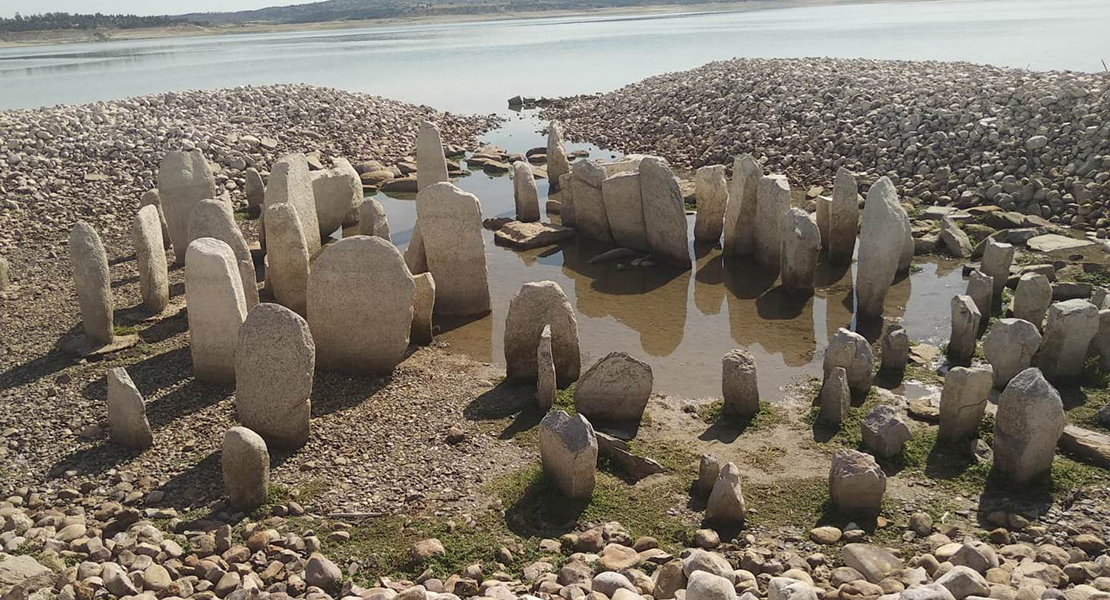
[0,0,930,48]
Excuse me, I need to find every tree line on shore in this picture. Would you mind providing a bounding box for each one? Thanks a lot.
[0,12,189,33]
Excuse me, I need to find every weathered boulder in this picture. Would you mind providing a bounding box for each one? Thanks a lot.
[819,366,851,425]
[493,220,575,249]
[222,427,269,510]
[856,177,907,318]
[687,570,737,600]
[245,167,265,216]
[358,197,392,242]
[185,238,248,384]
[938,366,994,442]
[158,149,217,265]
[681,549,735,583]
[308,236,414,375]
[754,174,790,272]
[513,161,541,222]
[880,323,909,372]
[861,404,912,458]
[1036,299,1099,381]
[981,239,1015,312]
[965,270,993,321]
[537,325,556,411]
[602,172,649,251]
[0,555,54,594]
[571,161,612,242]
[504,280,581,382]
[575,352,653,425]
[265,153,321,256]
[768,577,820,600]
[235,303,315,449]
[1011,273,1053,329]
[547,121,571,189]
[133,205,170,315]
[724,154,761,255]
[539,410,597,499]
[411,272,436,346]
[780,207,821,292]
[311,157,361,237]
[705,462,746,526]
[415,183,491,316]
[823,328,873,396]
[640,156,692,267]
[722,348,759,418]
[842,544,903,584]
[189,197,258,310]
[939,217,972,258]
[935,565,990,600]
[694,165,727,243]
[829,449,886,513]
[948,295,981,365]
[69,222,114,346]
[827,167,859,263]
[264,202,310,316]
[139,189,173,251]
[983,318,1042,388]
[106,367,153,449]
[993,368,1065,483]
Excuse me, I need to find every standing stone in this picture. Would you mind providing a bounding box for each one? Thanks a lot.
[856,177,908,318]
[504,281,581,382]
[724,154,761,255]
[411,273,436,346]
[640,156,692,267]
[880,324,909,372]
[265,203,310,316]
[861,404,912,458]
[993,368,1065,483]
[133,205,170,315]
[819,366,851,425]
[829,449,886,513]
[558,172,577,226]
[939,217,973,258]
[235,303,315,449]
[816,196,831,251]
[185,238,248,384]
[358,197,392,242]
[981,239,1015,313]
[513,161,541,223]
[140,189,173,251]
[721,349,759,419]
[404,224,428,274]
[416,183,491,316]
[1089,309,1110,372]
[897,205,913,274]
[308,236,413,374]
[158,150,217,265]
[828,167,860,263]
[938,366,993,442]
[311,158,361,238]
[222,427,269,510]
[602,172,649,251]
[106,368,153,449]
[823,328,873,396]
[265,154,321,256]
[574,352,653,425]
[69,222,113,346]
[536,325,556,411]
[780,207,821,292]
[705,462,746,525]
[697,454,721,497]
[571,161,612,242]
[539,410,597,499]
[0,255,8,291]
[754,175,790,272]
[417,121,450,191]
[965,271,993,322]
[694,165,727,244]
[547,122,571,190]
[1011,273,1053,329]
[190,198,258,310]
[1036,299,1099,381]
[949,295,981,365]
[245,168,265,216]
[983,318,1042,388]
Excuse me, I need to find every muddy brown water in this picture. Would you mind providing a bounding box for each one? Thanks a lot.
[370,114,965,400]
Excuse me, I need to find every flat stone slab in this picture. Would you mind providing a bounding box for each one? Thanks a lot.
[1026,234,1094,253]
[63,333,140,358]
[1059,425,1110,468]
[494,221,575,249]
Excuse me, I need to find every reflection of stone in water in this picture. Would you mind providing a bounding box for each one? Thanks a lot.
[722,259,816,369]
[436,313,493,364]
[693,245,725,316]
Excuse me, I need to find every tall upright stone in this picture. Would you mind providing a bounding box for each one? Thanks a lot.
[829,449,886,513]
[558,172,577,226]
[245,168,265,216]
[981,239,1015,313]
[265,203,310,316]
[69,222,113,346]
[965,271,993,322]
[938,366,993,442]
[780,207,821,293]
[823,328,873,396]
[724,154,761,255]
[694,165,727,244]
[816,195,832,251]
[547,122,571,190]
[1036,299,1099,381]
[185,238,248,384]
[133,205,170,315]
[415,183,491,316]
[158,150,217,265]
[754,175,790,272]
[993,368,1065,483]
[311,158,361,238]
[602,172,649,251]
[880,323,909,373]
[949,295,981,365]
[265,154,321,256]
[0,255,9,291]
[828,167,860,263]
[308,236,414,375]
[819,366,850,425]
[722,349,759,418]
[416,121,450,191]
[139,189,173,251]
[571,161,612,242]
[536,325,556,411]
[106,367,153,449]
[640,156,691,267]
[235,303,315,449]
[539,410,597,499]
[411,273,436,346]
[513,161,541,223]
[856,177,908,318]
[358,197,392,243]
[222,427,269,510]
[190,198,258,310]
[504,281,581,382]
[1011,273,1052,329]
[983,318,1042,388]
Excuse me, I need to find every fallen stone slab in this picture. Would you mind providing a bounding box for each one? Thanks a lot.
[1026,234,1094,253]
[493,220,576,249]
[595,431,664,479]
[1059,425,1110,469]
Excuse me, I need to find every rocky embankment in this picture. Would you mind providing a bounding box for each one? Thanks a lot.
[542,58,1110,234]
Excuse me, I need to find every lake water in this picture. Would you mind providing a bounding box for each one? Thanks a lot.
[2,0,1103,396]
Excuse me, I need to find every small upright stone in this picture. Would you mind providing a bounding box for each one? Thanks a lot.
[982,318,1042,388]
[694,165,727,244]
[829,449,886,513]
[721,349,759,419]
[880,323,909,372]
[827,167,859,263]
[190,197,258,310]
[639,156,692,267]
[780,207,821,292]
[133,205,170,315]
[948,295,981,365]
[1011,273,1052,329]
[755,174,790,272]
[411,273,436,346]
[539,410,597,499]
[574,352,653,425]
[245,168,265,216]
[158,149,217,265]
[993,368,1065,483]
[724,154,761,255]
[705,462,746,526]
[264,202,311,316]
[513,161,541,222]
[311,158,362,238]
[139,189,173,251]
[69,221,113,346]
[819,366,851,425]
[358,197,392,242]
[980,239,1015,312]
[856,177,908,318]
[504,281,581,382]
[222,427,269,510]
[417,121,450,191]
[823,328,874,396]
[536,325,556,411]
[861,404,912,458]
[965,271,993,322]
[1036,299,1099,381]
[546,122,571,189]
[697,454,721,497]
[938,366,993,442]
[106,368,153,449]
[185,238,248,384]
[416,183,491,316]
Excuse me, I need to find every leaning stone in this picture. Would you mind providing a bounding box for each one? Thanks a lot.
[705,462,746,526]
[823,328,873,396]
[235,303,315,449]
[856,177,908,318]
[939,217,973,258]
[411,273,436,346]
[754,174,790,272]
[602,172,649,251]
[416,183,491,316]
[404,223,428,274]
[829,449,886,513]
[69,222,114,346]
[265,153,321,256]
[722,348,759,419]
[536,325,556,411]
[158,149,217,265]
[222,427,269,510]
[308,236,414,375]
[513,161,541,223]
[539,410,597,499]
[938,366,993,442]
[1036,299,1099,381]
[106,368,153,449]
[571,161,613,242]
[827,167,859,263]
[697,454,721,497]
[417,121,450,191]
[861,404,912,458]
[965,271,993,322]
[245,168,265,216]
[504,280,581,382]
[185,238,248,384]
[724,154,761,256]
[842,544,902,584]
[1011,273,1053,329]
[358,197,392,242]
[983,318,1042,388]
[993,368,1065,483]
[264,203,310,316]
[880,324,909,372]
[948,295,981,365]
[575,352,653,425]
[133,205,170,315]
[981,239,1015,313]
[780,207,821,292]
[819,366,851,425]
[694,165,727,244]
[640,156,691,267]
[190,197,258,310]
[546,122,571,189]
[311,158,362,238]
[139,189,173,251]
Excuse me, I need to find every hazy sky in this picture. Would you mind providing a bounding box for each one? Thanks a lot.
[1,0,299,18]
